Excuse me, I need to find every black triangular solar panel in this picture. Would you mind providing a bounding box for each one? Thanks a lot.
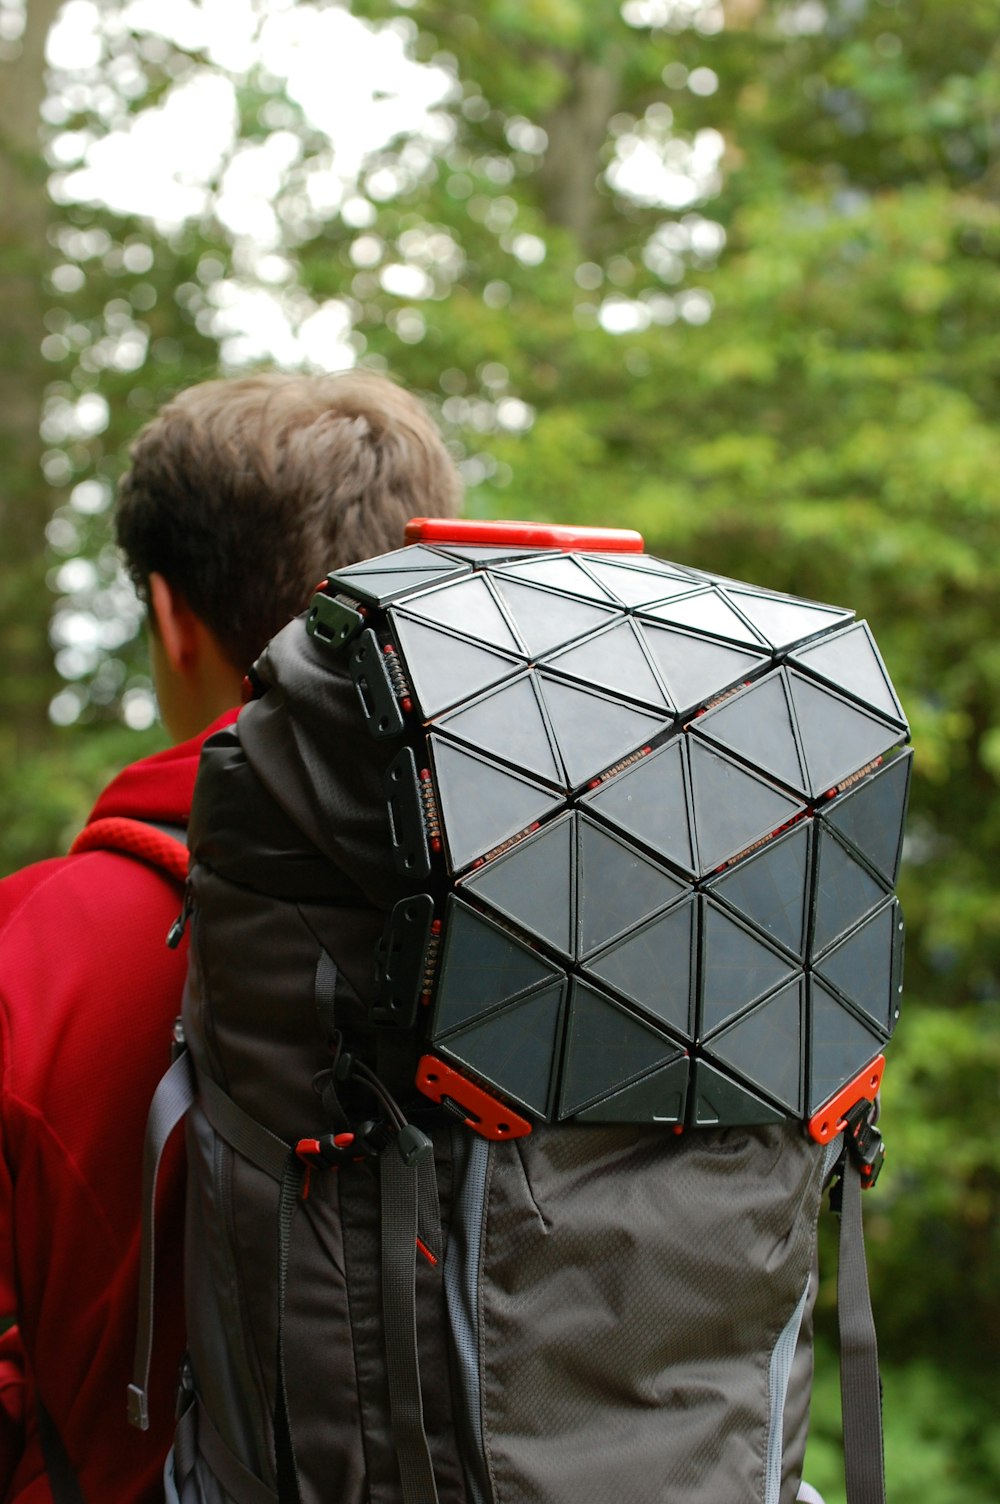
[441,981,567,1118]
[535,673,668,789]
[541,619,672,712]
[693,670,808,794]
[576,816,687,957]
[786,669,903,797]
[820,750,912,886]
[335,544,465,575]
[641,588,766,648]
[436,544,559,564]
[435,673,563,787]
[394,574,523,655]
[810,827,890,957]
[494,555,619,604]
[577,558,699,609]
[582,897,697,1040]
[430,897,564,1037]
[808,978,884,1115]
[636,622,769,716]
[687,737,806,875]
[721,588,852,652]
[391,616,522,720]
[704,977,805,1115]
[460,812,575,959]
[706,820,812,960]
[814,899,900,1036]
[580,738,696,876]
[428,736,565,873]
[573,1054,689,1124]
[487,576,620,658]
[558,980,680,1117]
[689,1059,788,1127]
[789,620,906,726]
[332,566,467,607]
[699,900,799,1038]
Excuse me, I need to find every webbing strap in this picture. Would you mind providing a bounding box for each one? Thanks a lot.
[838,1158,886,1504]
[176,1394,280,1504]
[381,1149,440,1504]
[128,1051,196,1431]
[199,1073,292,1183]
[273,1156,307,1504]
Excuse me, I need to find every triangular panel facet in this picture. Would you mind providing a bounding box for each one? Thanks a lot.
[428,736,564,872]
[391,617,521,719]
[820,750,912,886]
[637,622,769,717]
[694,670,807,794]
[689,1059,788,1127]
[573,1054,689,1124]
[536,674,667,789]
[786,670,903,797]
[811,827,890,957]
[789,621,906,726]
[583,898,697,1040]
[722,588,852,652]
[460,813,575,959]
[814,900,900,1036]
[436,674,563,787]
[333,566,466,606]
[641,588,766,647]
[396,575,523,654]
[487,577,619,658]
[441,981,567,1118]
[687,737,806,875]
[494,555,618,604]
[542,620,672,712]
[704,977,805,1114]
[706,820,812,960]
[581,738,696,876]
[808,978,884,1115]
[558,980,679,1117]
[579,558,698,610]
[700,900,799,1037]
[576,816,687,958]
[430,898,564,1037]
[335,545,464,575]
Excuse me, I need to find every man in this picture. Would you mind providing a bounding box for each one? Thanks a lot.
[0,370,462,1501]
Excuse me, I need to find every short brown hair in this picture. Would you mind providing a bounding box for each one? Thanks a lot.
[115,370,463,670]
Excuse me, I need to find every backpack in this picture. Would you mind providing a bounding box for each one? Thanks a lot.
[131,519,910,1504]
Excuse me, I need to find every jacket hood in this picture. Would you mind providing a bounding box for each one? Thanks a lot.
[87,710,240,828]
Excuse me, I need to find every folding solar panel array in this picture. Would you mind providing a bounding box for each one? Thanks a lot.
[309,527,910,1139]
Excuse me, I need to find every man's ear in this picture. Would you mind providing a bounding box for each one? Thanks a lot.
[148,571,199,673]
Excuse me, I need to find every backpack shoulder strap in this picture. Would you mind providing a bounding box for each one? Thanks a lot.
[70,815,188,883]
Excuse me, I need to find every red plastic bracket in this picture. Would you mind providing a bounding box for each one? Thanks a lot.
[404,517,645,554]
[807,1056,885,1145]
[415,1055,533,1141]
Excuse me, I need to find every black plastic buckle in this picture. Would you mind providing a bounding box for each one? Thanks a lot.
[842,1098,886,1191]
[305,592,365,651]
[350,628,406,739]
[384,747,432,879]
[373,894,435,1028]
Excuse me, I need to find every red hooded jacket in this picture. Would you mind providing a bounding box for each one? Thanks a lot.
[0,714,236,1502]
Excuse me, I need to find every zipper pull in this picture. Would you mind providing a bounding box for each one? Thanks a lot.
[167,884,194,949]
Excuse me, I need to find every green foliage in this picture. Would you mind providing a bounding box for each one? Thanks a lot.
[1,0,998,1481]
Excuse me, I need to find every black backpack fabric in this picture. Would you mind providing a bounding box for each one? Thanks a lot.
[131,526,908,1504]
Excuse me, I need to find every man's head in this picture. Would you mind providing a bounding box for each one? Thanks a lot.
[115,370,462,738]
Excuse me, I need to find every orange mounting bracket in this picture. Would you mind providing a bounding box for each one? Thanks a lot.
[807,1056,885,1145]
[415,1055,532,1141]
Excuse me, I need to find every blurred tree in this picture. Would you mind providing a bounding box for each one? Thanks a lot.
[0,2,997,1492]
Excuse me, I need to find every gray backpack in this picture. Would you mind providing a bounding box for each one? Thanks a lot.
[131,520,909,1504]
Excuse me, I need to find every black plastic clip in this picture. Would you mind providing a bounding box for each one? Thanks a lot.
[373,894,435,1028]
[349,629,406,739]
[384,747,432,879]
[305,592,365,651]
[843,1098,885,1189]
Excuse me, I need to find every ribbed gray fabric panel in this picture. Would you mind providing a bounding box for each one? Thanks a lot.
[443,1129,492,1504]
[765,1280,811,1504]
